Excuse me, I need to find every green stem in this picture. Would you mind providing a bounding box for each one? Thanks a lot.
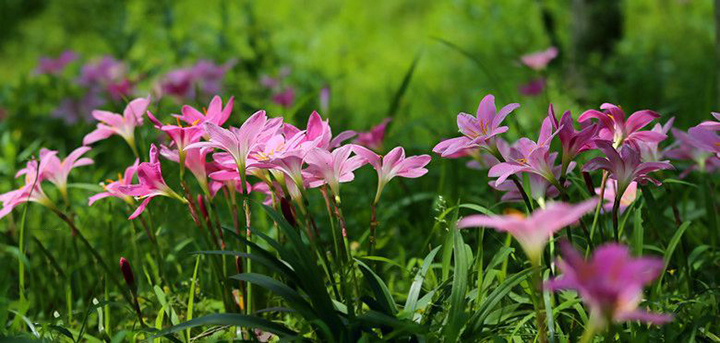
[531,262,548,343]
[590,172,609,242]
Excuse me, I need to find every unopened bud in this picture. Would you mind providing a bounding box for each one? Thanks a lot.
[235,256,243,274]
[119,257,137,293]
[280,197,297,227]
[197,195,209,221]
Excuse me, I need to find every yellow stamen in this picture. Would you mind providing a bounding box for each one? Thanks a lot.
[504,208,525,219]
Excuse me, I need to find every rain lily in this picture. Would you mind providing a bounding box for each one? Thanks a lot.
[0,160,55,219]
[596,180,637,214]
[117,144,186,219]
[83,97,151,155]
[488,116,560,187]
[547,105,598,177]
[78,55,127,87]
[177,95,234,128]
[35,50,78,75]
[632,118,674,162]
[520,46,558,70]
[458,199,597,265]
[492,163,574,205]
[583,141,673,197]
[88,159,139,206]
[303,145,367,197]
[352,145,431,203]
[698,112,720,131]
[146,110,204,156]
[36,146,94,200]
[192,59,236,96]
[320,87,330,113]
[665,128,720,174]
[518,77,546,96]
[578,103,665,147]
[354,118,391,152]
[187,111,279,193]
[688,122,720,156]
[158,67,196,99]
[160,145,214,194]
[546,241,672,332]
[272,88,295,109]
[301,111,355,150]
[433,94,519,157]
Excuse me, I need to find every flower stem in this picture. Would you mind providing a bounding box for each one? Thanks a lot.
[590,172,609,242]
[368,201,379,257]
[531,262,548,343]
[611,195,621,242]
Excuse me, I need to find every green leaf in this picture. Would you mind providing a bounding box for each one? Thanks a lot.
[404,246,442,316]
[633,205,645,256]
[465,268,533,337]
[151,313,298,339]
[356,259,398,315]
[444,229,470,342]
[656,221,691,291]
[230,273,316,319]
[459,203,495,216]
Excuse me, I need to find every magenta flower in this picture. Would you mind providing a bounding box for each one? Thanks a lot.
[354,118,391,152]
[583,141,673,196]
[596,180,637,214]
[158,67,196,100]
[303,145,367,197]
[272,88,296,109]
[433,95,519,157]
[546,241,672,329]
[320,87,330,114]
[578,103,665,147]
[0,160,55,219]
[88,159,139,206]
[117,144,186,219]
[77,56,127,87]
[518,77,546,96]
[192,59,236,96]
[35,146,94,199]
[35,50,78,75]
[547,105,598,176]
[520,46,558,70]
[177,95,234,128]
[458,199,597,265]
[83,97,151,149]
[352,145,431,203]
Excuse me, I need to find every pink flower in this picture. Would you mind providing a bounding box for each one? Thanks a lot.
[89,159,140,206]
[579,103,665,147]
[300,111,355,150]
[77,56,127,87]
[35,50,78,75]
[177,95,234,128]
[352,145,431,203]
[697,112,720,131]
[583,141,673,195]
[458,199,597,265]
[492,163,574,203]
[146,111,204,154]
[160,145,214,194]
[520,47,558,70]
[354,118,391,152]
[488,117,559,186]
[433,94,519,157]
[192,59,236,96]
[272,88,296,109]
[187,110,277,180]
[665,128,720,174]
[547,105,598,175]
[546,241,672,327]
[83,97,151,146]
[320,87,330,114]
[596,180,637,214]
[117,144,185,219]
[631,118,674,163]
[518,77,546,96]
[0,160,55,219]
[688,115,720,156]
[35,146,94,198]
[303,145,367,197]
[158,67,196,99]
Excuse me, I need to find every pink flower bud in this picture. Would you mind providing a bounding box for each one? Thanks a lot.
[119,257,136,292]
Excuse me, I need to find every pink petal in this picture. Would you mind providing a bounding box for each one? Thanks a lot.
[123,96,151,125]
[83,127,115,145]
[625,110,660,133]
[476,94,496,124]
[128,197,153,219]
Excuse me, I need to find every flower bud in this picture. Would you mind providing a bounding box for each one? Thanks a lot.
[119,257,137,293]
[280,197,297,227]
[197,194,209,222]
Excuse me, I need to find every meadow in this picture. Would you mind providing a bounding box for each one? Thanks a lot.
[1,1,719,342]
